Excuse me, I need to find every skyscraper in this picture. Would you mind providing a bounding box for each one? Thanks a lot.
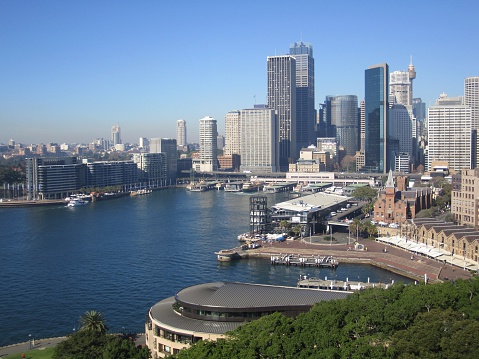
[194,116,218,172]
[389,57,415,107]
[267,55,296,171]
[465,77,479,167]
[111,124,121,147]
[330,95,358,156]
[240,107,278,173]
[176,120,187,147]
[224,110,241,156]
[289,41,315,152]
[365,63,389,173]
[427,94,473,172]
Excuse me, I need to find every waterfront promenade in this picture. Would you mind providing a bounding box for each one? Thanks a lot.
[243,234,473,283]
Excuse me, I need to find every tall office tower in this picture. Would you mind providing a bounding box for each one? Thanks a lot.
[413,98,426,121]
[159,138,177,183]
[318,96,333,138]
[176,119,187,147]
[465,77,479,167]
[389,58,415,107]
[267,55,297,171]
[240,108,278,173]
[389,104,413,168]
[289,41,315,152]
[224,110,241,155]
[330,95,358,156]
[194,116,218,172]
[111,124,121,147]
[427,94,473,172]
[359,100,365,152]
[365,63,390,173]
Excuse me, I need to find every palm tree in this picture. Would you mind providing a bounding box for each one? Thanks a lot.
[79,310,109,335]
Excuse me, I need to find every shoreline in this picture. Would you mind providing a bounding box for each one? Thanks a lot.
[233,236,473,283]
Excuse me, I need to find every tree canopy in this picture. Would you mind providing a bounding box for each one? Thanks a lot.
[351,186,378,202]
[54,311,150,359]
[174,277,479,358]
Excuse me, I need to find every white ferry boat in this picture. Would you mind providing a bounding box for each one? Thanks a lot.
[67,198,89,207]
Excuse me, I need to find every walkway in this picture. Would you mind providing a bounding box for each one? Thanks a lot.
[249,233,473,282]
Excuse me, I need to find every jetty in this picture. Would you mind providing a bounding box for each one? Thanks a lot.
[270,254,338,268]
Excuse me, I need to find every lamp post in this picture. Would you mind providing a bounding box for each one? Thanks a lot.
[29,334,32,350]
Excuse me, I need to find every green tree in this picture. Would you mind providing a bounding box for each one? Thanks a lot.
[53,330,110,359]
[352,186,378,202]
[79,310,109,335]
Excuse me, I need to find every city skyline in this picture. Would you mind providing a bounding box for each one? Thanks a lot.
[1,1,478,145]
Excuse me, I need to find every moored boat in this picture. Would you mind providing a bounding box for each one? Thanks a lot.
[67,198,89,207]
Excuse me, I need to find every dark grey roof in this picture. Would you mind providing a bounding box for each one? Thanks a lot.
[150,296,242,335]
[175,282,350,309]
[149,282,351,335]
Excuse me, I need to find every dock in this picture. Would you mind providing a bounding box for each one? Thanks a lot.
[270,254,338,268]
[297,276,397,291]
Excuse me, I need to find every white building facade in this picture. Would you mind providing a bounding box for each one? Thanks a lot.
[194,116,218,172]
[427,94,473,172]
[224,110,241,156]
[239,108,278,173]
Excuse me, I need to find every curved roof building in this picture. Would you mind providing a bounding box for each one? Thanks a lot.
[145,281,350,357]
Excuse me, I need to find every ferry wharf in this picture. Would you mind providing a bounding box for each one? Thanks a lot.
[237,234,473,283]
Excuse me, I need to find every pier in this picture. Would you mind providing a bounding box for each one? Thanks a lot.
[270,254,338,268]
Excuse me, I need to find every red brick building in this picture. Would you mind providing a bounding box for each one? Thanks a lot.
[374,171,432,225]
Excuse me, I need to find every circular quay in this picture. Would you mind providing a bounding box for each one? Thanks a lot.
[2,2,479,358]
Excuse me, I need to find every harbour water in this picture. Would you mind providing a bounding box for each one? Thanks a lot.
[0,189,410,347]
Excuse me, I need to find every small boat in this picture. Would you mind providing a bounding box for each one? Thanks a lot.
[67,198,89,207]
[131,189,152,196]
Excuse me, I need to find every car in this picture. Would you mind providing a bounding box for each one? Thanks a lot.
[330,212,337,216]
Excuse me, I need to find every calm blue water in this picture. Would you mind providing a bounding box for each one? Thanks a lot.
[0,189,409,346]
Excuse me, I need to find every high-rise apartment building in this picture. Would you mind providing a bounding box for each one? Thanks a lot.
[427,94,473,172]
[194,116,218,172]
[330,95,358,156]
[289,41,315,152]
[224,110,241,156]
[149,138,178,182]
[111,124,121,147]
[133,152,167,188]
[267,55,297,171]
[364,63,389,173]
[240,108,278,173]
[176,120,187,147]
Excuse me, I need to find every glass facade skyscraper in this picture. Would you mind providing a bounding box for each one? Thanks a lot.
[289,42,315,153]
[267,55,296,171]
[330,95,358,156]
[365,63,389,173]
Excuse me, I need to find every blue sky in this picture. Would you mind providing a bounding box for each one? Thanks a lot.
[1,0,478,145]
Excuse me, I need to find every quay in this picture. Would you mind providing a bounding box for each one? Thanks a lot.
[219,231,474,283]
[270,254,338,268]
[0,199,65,207]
